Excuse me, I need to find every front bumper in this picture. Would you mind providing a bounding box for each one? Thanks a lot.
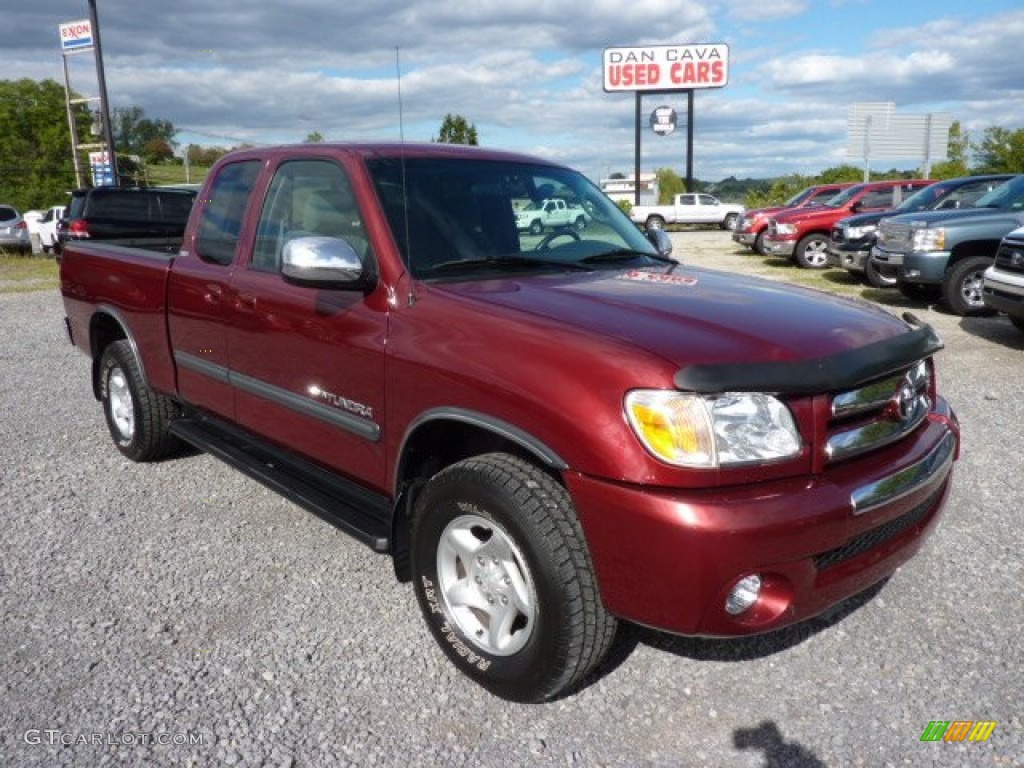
[872,246,950,284]
[826,244,871,272]
[982,267,1024,319]
[567,400,958,637]
[733,231,757,246]
[761,236,796,257]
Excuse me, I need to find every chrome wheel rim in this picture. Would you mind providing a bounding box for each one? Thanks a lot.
[961,270,985,308]
[436,514,537,656]
[108,367,135,440]
[804,241,828,267]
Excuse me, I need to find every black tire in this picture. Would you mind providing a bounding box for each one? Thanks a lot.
[721,213,738,231]
[99,340,181,461]
[573,216,587,231]
[645,215,666,231]
[942,255,996,317]
[753,230,767,255]
[865,256,897,288]
[410,453,617,703]
[528,219,543,236]
[1010,315,1024,334]
[897,282,941,303]
[793,233,829,269]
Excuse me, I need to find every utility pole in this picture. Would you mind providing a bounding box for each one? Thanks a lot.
[88,0,119,186]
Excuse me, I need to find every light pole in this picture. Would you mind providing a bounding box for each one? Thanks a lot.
[88,0,118,185]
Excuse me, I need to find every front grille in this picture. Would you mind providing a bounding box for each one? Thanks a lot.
[994,237,1024,276]
[877,220,913,248]
[813,484,942,571]
[825,360,931,463]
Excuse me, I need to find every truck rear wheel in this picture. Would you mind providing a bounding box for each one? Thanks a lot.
[99,340,181,462]
[410,453,616,702]
[794,234,829,269]
[943,255,996,316]
[721,213,738,231]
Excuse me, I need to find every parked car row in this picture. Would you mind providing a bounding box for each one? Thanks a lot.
[726,174,1024,322]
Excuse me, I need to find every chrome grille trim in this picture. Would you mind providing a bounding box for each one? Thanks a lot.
[850,430,956,516]
[826,360,931,462]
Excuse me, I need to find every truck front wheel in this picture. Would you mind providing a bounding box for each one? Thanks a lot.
[794,234,830,269]
[943,255,996,316]
[645,215,666,231]
[529,219,543,235]
[99,340,181,462]
[410,453,616,702]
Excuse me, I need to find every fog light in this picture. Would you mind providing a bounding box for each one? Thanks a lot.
[725,575,762,615]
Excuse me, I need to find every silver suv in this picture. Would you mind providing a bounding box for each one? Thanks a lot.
[0,205,31,254]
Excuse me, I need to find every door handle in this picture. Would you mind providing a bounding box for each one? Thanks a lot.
[203,284,222,304]
[236,292,257,310]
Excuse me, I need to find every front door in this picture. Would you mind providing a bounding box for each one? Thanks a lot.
[223,158,389,489]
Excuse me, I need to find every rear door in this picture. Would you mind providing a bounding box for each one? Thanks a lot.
[167,159,262,418]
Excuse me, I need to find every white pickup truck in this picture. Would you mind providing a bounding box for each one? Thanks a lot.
[631,193,744,231]
[515,198,590,234]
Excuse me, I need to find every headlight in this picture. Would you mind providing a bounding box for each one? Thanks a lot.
[625,390,802,468]
[774,222,798,235]
[912,227,945,251]
[845,224,877,239]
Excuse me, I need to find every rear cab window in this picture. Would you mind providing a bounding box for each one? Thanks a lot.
[195,160,262,266]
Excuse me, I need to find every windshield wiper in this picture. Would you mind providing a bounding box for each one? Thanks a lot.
[580,249,675,265]
[426,255,591,274]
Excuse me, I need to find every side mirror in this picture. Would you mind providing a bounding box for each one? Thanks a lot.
[282,236,368,288]
[646,228,676,259]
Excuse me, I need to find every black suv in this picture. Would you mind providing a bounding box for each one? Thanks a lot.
[56,186,197,254]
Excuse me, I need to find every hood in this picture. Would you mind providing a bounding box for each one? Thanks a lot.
[435,266,912,374]
[883,207,1022,228]
[773,205,849,224]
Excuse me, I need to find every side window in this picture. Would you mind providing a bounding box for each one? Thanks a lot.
[195,160,261,266]
[698,194,717,206]
[858,189,893,209]
[251,159,371,273]
[679,195,696,206]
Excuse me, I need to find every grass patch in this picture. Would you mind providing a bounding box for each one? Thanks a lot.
[0,253,59,293]
[144,164,211,187]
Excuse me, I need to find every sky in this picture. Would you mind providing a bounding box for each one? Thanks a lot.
[4,1,1024,183]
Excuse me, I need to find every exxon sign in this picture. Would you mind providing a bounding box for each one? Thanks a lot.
[59,20,94,52]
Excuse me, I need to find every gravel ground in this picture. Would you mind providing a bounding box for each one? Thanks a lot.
[1,233,1020,767]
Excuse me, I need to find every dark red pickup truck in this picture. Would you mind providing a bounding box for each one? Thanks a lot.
[60,142,960,702]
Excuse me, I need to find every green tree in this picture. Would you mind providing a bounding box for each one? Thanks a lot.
[972,126,1024,173]
[744,174,812,209]
[143,137,174,165]
[304,131,324,143]
[112,106,176,157]
[817,164,863,183]
[0,78,91,209]
[656,167,686,203]
[929,121,970,179]
[435,114,479,145]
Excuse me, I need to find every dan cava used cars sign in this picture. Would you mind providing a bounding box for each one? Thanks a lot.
[603,44,729,92]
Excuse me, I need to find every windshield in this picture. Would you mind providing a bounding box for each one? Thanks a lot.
[974,174,1024,209]
[783,187,815,207]
[824,185,864,208]
[366,157,658,278]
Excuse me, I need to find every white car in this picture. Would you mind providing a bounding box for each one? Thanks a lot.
[37,206,66,253]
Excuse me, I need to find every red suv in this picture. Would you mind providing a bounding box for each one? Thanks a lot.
[763,180,932,268]
[733,183,855,255]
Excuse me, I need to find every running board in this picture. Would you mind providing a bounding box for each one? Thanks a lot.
[170,415,392,552]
